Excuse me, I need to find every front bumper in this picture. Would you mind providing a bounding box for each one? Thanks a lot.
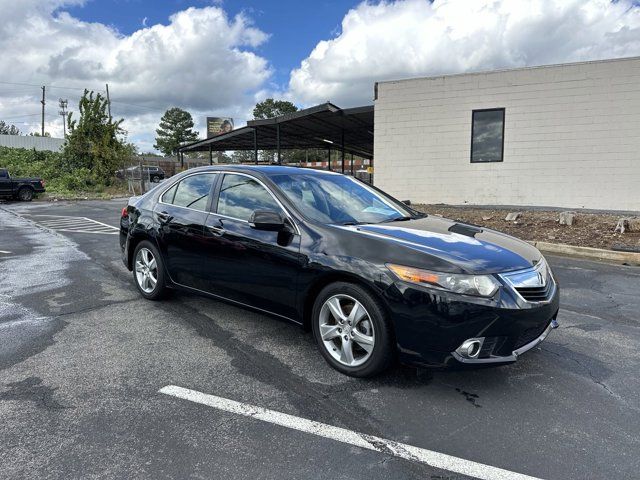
[451,317,558,364]
[383,277,560,368]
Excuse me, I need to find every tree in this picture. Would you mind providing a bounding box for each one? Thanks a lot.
[29,131,51,137]
[252,99,299,163]
[231,150,256,164]
[154,108,199,156]
[252,98,297,120]
[0,121,21,135]
[63,89,131,183]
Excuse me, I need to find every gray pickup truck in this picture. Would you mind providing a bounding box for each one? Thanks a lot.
[0,168,46,201]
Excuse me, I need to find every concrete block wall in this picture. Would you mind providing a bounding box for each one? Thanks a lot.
[374,57,640,211]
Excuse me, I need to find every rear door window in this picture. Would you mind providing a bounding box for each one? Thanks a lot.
[161,173,217,211]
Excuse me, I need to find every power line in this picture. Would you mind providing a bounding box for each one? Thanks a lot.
[0,80,95,92]
[109,100,159,110]
[0,113,42,120]
[0,88,41,95]
[1,81,162,112]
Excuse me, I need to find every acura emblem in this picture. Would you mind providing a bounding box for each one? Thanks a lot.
[537,272,544,285]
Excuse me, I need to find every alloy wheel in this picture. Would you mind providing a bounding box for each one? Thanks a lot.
[135,247,158,294]
[318,294,375,367]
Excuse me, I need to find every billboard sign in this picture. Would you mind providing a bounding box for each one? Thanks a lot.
[207,117,234,138]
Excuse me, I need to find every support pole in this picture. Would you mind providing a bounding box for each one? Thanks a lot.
[276,124,281,164]
[253,128,258,165]
[209,145,213,166]
[327,147,331,171]
[105,83,112,120]
[58,98,68,138]
[40,86,45,136]
[341,128,345,173]
[351,153,354,176]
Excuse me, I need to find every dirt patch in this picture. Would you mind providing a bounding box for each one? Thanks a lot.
[412,205,640,251]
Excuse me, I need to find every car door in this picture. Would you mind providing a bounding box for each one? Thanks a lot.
[154,172,219,291]
[0,169,12,196]
[203,172,303,319]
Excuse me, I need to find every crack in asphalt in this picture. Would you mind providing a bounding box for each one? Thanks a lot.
[47,298,136,320]
[454,388,482,408]
[541,346,618,399]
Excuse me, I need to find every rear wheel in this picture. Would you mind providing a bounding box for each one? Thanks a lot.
[151,175,160,183]
[312,282,394,377]
[17,187,33,202]
[133,240,166,300]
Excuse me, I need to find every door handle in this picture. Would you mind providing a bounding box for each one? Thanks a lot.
[156,211,173,223]
[207,225,225,236]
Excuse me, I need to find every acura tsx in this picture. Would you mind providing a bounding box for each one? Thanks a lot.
[120,165,559,377]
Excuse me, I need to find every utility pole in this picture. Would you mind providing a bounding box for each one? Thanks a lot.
[105,83,112,120]
[40,86,46,136]
[58,98,68,138]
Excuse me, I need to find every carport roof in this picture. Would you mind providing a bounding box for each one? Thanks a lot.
[179,102,374,159]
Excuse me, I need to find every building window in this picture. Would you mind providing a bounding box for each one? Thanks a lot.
[471,108,505,163]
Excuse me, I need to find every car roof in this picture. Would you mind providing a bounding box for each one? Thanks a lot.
[183,165,341,177]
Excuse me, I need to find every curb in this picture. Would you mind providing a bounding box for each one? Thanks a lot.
[530,241,640,266]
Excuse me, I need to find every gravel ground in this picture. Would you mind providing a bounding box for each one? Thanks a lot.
[413,205,640,250]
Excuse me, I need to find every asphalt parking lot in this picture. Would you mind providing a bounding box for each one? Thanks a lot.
[1,199,639,480]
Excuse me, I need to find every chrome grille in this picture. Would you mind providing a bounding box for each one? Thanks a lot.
[515,284,552,302]
[500,259,555,303]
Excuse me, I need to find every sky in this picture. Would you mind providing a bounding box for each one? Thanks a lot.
[1,0,640,152]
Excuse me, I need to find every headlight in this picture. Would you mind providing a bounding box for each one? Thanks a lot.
[386,263,500,297]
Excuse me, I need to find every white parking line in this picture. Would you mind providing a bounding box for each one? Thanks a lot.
[159,385,544,480]
[0,250,11,254]
[25,214,119,235]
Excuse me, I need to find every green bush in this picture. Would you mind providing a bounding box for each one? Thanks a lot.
[0,146,124,196]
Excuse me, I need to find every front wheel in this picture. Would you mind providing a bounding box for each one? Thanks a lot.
[312,282,394,377]
[133,240,166,300]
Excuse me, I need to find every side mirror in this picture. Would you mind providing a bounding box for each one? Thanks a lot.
[401,199,412,206]
[249,209,286,231]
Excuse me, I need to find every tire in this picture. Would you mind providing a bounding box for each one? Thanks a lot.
[132,240,166,300]
[17,187,33,202]
[312,282,394,377]
[151,175,160,183]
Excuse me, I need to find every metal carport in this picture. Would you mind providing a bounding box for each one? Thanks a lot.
[178,103,373,173]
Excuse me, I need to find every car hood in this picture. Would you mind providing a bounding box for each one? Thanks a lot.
[343,216,541,274]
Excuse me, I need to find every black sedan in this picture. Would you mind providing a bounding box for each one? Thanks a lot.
[120,165,558,377]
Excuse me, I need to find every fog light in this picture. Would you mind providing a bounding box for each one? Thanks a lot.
[456,338,484,359]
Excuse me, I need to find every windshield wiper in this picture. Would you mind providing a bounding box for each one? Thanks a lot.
[341,221,368,226]
[381,216,412,223]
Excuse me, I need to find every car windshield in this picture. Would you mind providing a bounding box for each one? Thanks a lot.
[270,172,415,225]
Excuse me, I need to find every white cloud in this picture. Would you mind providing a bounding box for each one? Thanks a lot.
[287,0,640,107]
[0,0,272,149]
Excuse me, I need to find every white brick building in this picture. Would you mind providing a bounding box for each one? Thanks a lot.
[374,57,640,211]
